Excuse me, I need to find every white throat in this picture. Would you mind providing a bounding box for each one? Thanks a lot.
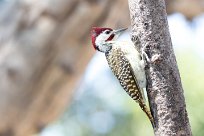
[95,33,109,46]
[95,35,113,53]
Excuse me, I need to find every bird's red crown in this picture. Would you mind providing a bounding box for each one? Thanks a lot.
[91,27,113,50]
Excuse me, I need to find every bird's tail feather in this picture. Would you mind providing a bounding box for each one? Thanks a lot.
[138,101,155,128]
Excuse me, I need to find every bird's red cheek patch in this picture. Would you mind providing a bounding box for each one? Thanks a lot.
[106,34,115,42]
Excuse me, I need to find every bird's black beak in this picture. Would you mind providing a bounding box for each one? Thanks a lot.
[113,28,128,35]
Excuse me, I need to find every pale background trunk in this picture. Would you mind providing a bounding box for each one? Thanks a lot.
[0,0,129,135]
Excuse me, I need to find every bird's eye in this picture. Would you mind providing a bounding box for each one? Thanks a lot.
[105,31,110,34]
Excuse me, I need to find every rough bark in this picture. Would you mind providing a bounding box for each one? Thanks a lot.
[0,0,130,136]
[128,0,192,135]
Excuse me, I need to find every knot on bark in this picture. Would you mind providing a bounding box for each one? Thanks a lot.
[151,54,162,64]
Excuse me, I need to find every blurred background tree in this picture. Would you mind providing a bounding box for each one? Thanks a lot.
[0,0,203,136]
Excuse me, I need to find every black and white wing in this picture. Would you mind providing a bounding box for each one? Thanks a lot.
[105,47,144,102]
[105,47,154,126]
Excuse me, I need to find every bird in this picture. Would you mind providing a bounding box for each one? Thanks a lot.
[90,27,154,127]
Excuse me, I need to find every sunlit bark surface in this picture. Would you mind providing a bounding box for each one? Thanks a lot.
[128,0,192,135]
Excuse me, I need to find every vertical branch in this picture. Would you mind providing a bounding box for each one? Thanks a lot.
[128,0,192,135]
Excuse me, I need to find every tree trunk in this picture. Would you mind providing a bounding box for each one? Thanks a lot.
[128,0,192,135]
[0,0,130,136]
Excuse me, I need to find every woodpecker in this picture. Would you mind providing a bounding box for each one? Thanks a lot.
[91,27,154,126]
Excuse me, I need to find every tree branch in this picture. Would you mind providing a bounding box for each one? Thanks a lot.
[128,0,192,135]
